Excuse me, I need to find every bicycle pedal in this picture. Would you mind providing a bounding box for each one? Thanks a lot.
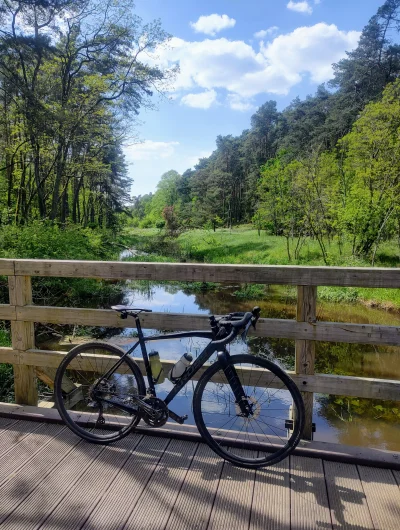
[168,410,187,424]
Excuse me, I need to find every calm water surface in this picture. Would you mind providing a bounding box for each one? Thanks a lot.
[117,281,400,452]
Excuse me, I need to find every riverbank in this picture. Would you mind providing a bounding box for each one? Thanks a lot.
[123,226,400,311]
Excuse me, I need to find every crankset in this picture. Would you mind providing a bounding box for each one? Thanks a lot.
[140,397,169,427]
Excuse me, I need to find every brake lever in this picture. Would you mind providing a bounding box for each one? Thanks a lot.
[241,319,253,343]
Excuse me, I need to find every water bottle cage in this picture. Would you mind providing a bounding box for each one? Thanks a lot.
[169,369,187,384]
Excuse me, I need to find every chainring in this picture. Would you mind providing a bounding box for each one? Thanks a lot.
[141,397,169,427]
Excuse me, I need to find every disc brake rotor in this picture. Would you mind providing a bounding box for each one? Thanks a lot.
[235,396,261,420]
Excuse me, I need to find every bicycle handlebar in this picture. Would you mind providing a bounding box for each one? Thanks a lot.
[219,306,261,329]
[212,306,261,346]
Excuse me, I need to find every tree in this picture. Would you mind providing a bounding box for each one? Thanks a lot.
[0,0,175,226]
[338,78,400,258]
[330,0,400,134]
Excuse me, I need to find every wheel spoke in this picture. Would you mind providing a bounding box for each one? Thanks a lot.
[196,354,304,467]
[55,344,144,442]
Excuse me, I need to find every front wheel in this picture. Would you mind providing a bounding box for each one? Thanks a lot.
[193,354,305,468]
[54,342,146,444]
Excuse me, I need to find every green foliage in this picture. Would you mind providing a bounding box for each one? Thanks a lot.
[0,222,117,260]
[0,363,13,403]
[0,1,174,227]
[336,79,400,257]
[318,287,360,304]
[0,326,12,403]
[0,223,125,308]
[234,284,267,300]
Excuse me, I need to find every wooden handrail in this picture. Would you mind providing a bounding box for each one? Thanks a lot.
[1,258,400,287]
[1,258,400,441]
[4,305,400,346]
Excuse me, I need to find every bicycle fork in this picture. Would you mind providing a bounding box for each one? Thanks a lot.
[217,351,253,416]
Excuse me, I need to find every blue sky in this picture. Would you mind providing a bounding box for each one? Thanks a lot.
[125,0,383,196]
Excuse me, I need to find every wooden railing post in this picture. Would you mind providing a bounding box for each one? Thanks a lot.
[8,275,38,405]
[295,285,317,440]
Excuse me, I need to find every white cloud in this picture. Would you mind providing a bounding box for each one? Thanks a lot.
[254,27,279,39]
[227,94,255,112]
[190,14,236,36]
[287,1,313,14]
[148,23,360,106]
[181,89,217,109]
[124,141,179,161]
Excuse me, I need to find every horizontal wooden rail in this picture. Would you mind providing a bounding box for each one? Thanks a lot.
[0,305,15,320]
[1,258,400,287]
[0,347,398,401]
[7,305,400,346]
[0,347,18,364]
[0,260,14,275]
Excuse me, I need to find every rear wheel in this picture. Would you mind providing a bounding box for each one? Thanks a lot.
[193,354,304,468]
[54,342,146,444]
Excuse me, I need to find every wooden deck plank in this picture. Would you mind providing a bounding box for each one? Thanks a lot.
[0,420,42,455]
[0,423,64,486]
[0,418,399,530]
[82,437,169,530]
[358,465,400,529]
[250,458,290,530]
[39,434,142,530]
[323,460,374,530]
[393,469,400,488]
[0,428,82,524]
[123,438,197,530]
[290,456,333,530]
[207,450,256,530]
[81,435,170,530]
[165,443,224,530]
[0,439,103,530]
[0,416,18,429]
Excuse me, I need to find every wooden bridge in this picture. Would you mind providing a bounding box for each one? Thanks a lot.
[1,259,400,528]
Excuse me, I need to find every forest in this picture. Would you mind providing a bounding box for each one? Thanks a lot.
[131,0,400,264]
[1,0,400,267]
[0,0,174,229]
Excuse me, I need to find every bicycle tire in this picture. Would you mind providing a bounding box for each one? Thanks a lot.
[193,353,305,468]
[55,342,146,444]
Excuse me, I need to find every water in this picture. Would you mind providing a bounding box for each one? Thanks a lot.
[118,281,400,451]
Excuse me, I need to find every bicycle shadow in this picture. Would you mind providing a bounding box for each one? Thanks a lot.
[1,421,398,530]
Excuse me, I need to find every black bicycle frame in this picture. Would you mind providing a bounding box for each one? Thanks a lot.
[99,314,249,418]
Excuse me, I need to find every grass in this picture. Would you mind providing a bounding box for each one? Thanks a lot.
[233,284,268,299]
[0,327,10,347]
[123,226,400,310]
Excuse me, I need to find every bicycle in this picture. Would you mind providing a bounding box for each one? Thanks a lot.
[54,305,305,468]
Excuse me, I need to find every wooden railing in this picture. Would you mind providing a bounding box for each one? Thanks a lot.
[1,259,400,440]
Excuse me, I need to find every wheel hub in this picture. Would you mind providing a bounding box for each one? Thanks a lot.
[89,377,115,400]
[235,396,261,420]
